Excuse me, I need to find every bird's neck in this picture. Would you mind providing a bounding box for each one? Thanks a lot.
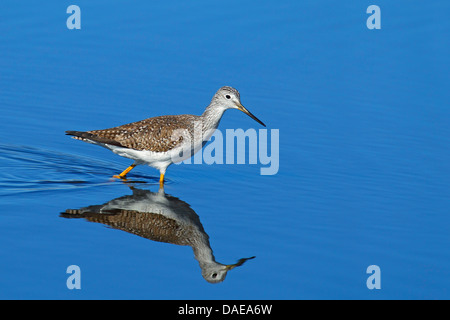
[192,237,216,266]
[201,103,226,133]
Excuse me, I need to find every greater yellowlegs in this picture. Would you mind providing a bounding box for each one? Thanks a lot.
[62,187,255,283]
[66,86,265,187]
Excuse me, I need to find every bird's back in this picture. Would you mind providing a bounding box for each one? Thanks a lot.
[68,114,199,152]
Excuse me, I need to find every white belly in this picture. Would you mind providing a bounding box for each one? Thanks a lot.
[98,139,205,173]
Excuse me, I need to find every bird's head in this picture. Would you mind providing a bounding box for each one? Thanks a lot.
[212,86,266,127]
[201,256,256,284]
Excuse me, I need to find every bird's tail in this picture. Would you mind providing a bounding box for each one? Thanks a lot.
[65,130,88,141]
[65,130,124,147]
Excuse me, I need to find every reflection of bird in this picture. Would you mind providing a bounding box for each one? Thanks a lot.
[61,187,254,283]
[66,86,265,187]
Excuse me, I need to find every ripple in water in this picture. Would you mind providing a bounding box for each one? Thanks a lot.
[0,144,158,196]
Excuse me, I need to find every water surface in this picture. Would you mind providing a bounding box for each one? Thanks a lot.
[0,1,448,299]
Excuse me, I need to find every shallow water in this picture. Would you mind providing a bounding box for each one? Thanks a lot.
[0,1,449,299]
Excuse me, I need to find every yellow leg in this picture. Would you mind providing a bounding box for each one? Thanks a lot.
[159,173,165,188]
[113,164,136,179]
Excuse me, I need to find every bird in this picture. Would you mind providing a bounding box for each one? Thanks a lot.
[62,186,255,283]
[66,86,265,188]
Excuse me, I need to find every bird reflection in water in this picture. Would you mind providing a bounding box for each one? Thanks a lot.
[61,186,254,283]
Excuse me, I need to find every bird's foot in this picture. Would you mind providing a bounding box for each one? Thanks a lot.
[112,174,127,180]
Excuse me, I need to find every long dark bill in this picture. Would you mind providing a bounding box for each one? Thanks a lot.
[238,105,266,127]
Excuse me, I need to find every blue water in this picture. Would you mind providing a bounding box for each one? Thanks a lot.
[1,1,449,299]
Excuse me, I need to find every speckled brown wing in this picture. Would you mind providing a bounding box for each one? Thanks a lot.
[84,114,198,152]
[63,209,192,246]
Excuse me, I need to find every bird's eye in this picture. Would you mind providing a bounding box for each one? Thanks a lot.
[212,273,218,278]
[225,95,231,99]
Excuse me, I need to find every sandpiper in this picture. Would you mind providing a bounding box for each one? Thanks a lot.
[66,86,265,187]
[62,186,255,283]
